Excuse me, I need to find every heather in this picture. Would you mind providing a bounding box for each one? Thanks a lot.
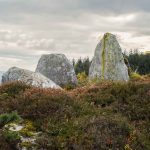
[0,77,149,149]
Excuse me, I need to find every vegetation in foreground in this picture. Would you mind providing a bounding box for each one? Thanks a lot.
[0,77,150,150]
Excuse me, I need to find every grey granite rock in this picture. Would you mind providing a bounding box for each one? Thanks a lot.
[89,33,129,81]
[2,67,61,89]
[36,54,77,86]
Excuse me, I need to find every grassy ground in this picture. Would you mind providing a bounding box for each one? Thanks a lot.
[0,77,150,150]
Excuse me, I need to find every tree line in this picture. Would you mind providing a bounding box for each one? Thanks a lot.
[73,50,150,75]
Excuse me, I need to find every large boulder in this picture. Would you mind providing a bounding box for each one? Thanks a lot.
[2,67,61,89]
[35,54,77,86]
[89,33,129,81]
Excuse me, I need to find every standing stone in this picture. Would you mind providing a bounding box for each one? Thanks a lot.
[2,67,61,89]
[89,33,129,81]
[35,54,77,86]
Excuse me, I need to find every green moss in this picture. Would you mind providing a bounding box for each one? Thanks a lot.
[19,120,36,137]
[102,39,105,79]
[24,120,36,131]
[19,129,34,137]
[20,142,34,149]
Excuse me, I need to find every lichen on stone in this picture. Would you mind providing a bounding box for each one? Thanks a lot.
[101,33,109,79]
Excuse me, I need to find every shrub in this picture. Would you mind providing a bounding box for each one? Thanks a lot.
[0,131,12,150]
[0,112,21,127]
[72,81,150,149]
[12,88,74,119]
[0,80,149,149]
[77,72,88,86]
[3,130,20,142]
[36,116,142,150]
[71,81,114,107]
[3,130,21,149]
[19,120,36,137]
[130,72,143,80]
[111,82,150,121]
[0,81,30,97]
[20,142,34,149]
[63,83,76,90]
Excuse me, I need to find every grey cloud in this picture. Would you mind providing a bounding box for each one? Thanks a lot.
[0,0,150,25]
[0,0,150,71]
[0,30,56,50]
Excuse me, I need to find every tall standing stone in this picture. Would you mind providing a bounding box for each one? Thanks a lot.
[89,33,129,81]
[35,54,77,86]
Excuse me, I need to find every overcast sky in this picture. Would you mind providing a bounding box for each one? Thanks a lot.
[0,0,150,71]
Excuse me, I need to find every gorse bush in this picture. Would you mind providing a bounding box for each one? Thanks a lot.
[0,78,150,149]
